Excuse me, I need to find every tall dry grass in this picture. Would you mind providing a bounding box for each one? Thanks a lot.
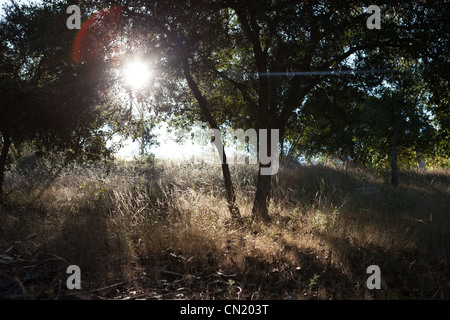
[1,154,449,299]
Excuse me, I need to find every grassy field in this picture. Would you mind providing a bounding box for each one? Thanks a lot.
[1,154,449,300]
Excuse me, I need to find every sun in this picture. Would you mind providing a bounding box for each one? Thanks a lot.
[123,59,152,90]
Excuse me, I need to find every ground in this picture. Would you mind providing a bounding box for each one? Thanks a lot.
[1,155,449,299]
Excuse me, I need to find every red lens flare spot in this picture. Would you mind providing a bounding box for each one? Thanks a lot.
[72,6,124,64]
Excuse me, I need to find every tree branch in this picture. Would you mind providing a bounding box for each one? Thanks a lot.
[214,69,259,116]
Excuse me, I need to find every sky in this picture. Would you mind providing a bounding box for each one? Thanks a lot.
[0,0,26,12]
[0,0,11,16]
[113,123,207,160]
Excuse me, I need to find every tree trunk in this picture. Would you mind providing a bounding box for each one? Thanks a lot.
[181,57,242,222]
[390,123,399,187]
[279,126,285,160]
[221,159,241,222]
[251,128,277,222]
[415,150,427,170]
[0,134,12,206]
[252,164,272,222]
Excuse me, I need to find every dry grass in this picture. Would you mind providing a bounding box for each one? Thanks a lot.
[1,154,449,299]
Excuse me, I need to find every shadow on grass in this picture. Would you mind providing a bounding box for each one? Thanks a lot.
[319,231,450,299]
[1,159,165,299]
[272,164,450,299]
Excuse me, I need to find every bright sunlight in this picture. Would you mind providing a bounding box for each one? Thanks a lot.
[123,59,152,90]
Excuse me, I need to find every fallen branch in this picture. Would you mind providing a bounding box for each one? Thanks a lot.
[160,270,184,278]
[62,277,151,297]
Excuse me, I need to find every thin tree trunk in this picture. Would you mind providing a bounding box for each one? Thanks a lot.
[286,121,310,159]
[140,100,145,158]
[221,154,241,222]
[181,57,241,222]
[0,134,12,206]
[279,126,285,160]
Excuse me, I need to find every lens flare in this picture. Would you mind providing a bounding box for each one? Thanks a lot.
[72,6,123,64]
[123,59,152,90]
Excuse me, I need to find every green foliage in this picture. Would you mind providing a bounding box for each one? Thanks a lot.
[308,274,320,292]
[311,211,327,232]
[79,180,111,199]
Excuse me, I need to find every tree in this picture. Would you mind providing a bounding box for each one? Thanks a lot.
[358,81,435,185]
[189,0,438,220]
[111,0,447,221]
[0,0,112,204]
[112,0,246,222]
[283,1,448,181]
[6,0,445,220]
[287,76,365,165]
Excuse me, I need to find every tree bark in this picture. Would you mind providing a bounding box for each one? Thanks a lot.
[251,128,277,222]
[221,158,241,222]
[252,164,272,222]
[0,134,12,206]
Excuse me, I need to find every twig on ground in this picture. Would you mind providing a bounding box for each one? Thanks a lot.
[160,269,184,278]
[62,276,151,297]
